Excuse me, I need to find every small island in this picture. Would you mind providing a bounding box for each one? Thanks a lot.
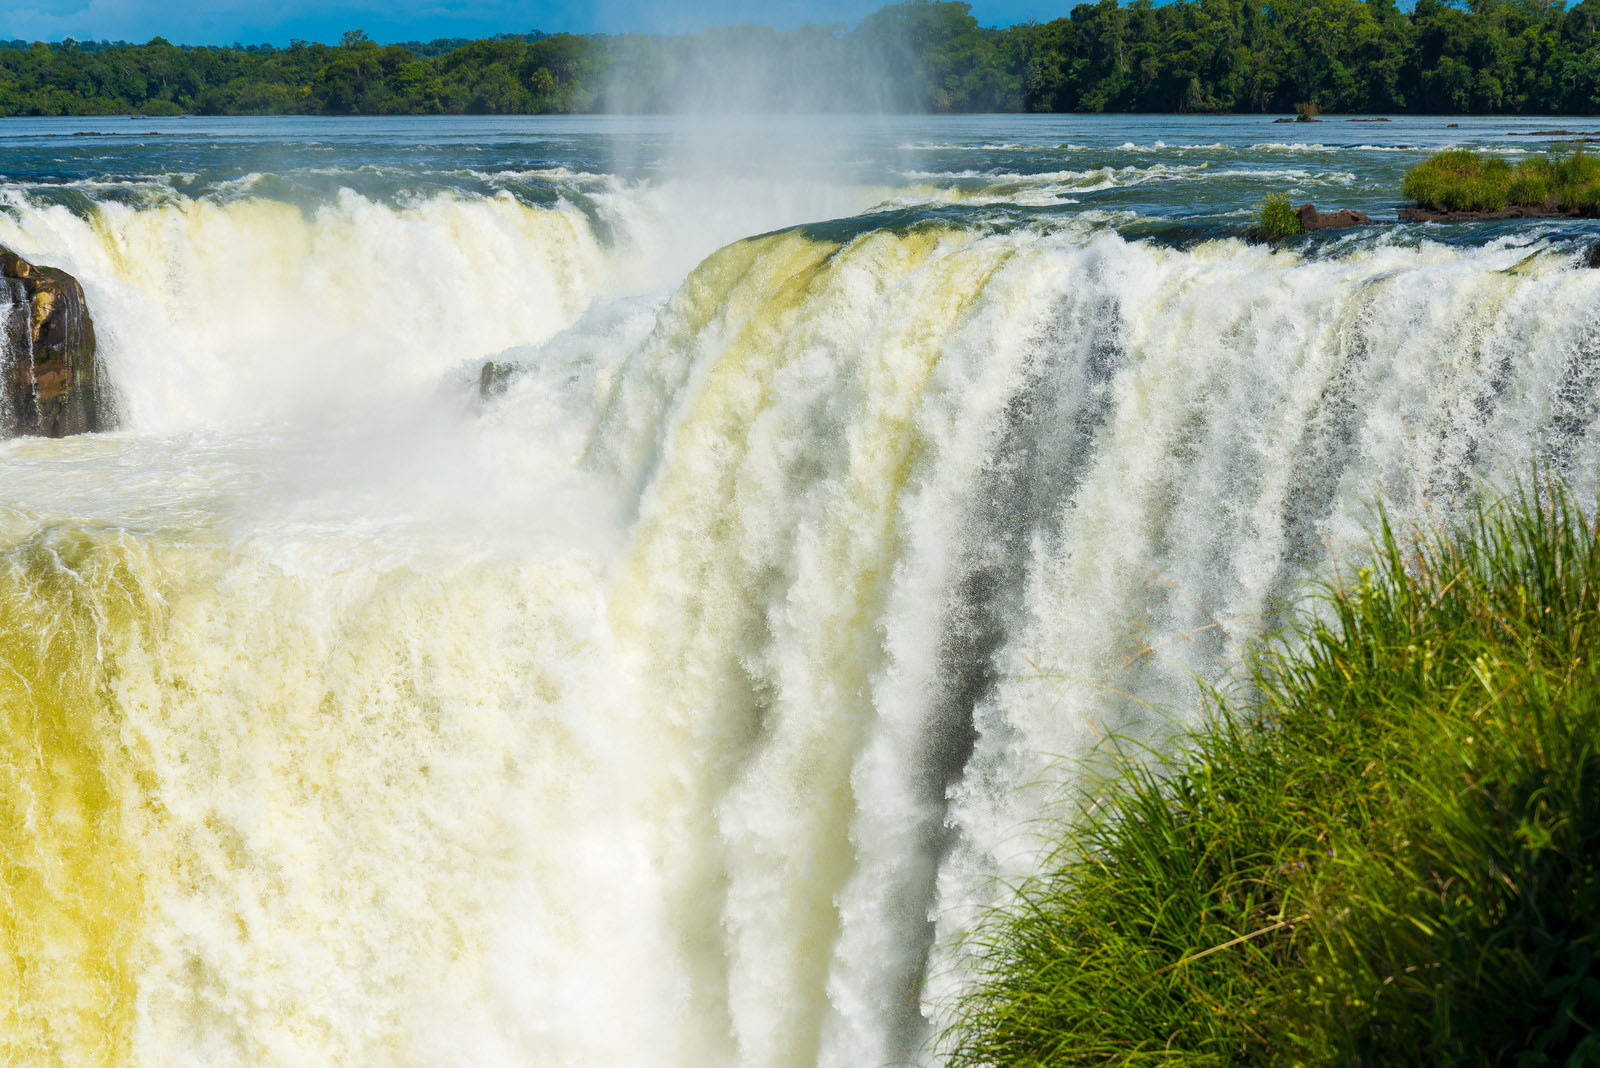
[1254,144,1600,238]
[1399,146,1600,221]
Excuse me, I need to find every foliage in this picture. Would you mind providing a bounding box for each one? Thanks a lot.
[1405,146,1600,212]
[1509,144,1600,209]
[1,0,1599,116]
[944,474,1600,1066]
[1255,192,1305,238]
[1403,148,1516,210]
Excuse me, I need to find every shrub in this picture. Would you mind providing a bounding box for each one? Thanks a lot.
[944,475,1600,1066]
[1538,143,1600,208]
[1405,146,1600,214]
[1562,180,1600,211]
[1255,192,1303,239]
[1507,170,1555,207]
[1402,149,1513,211]
[1294,100,1320,122]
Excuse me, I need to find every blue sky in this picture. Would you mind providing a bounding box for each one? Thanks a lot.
[0,0,1071,45]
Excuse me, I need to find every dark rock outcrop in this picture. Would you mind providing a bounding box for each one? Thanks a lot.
[1,249,106,437]
[1585,243,1600,270]
[478,359,527,400]
[1397,204,1598,222]
[1295,203,1374,231]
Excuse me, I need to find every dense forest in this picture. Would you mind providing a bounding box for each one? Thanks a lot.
[1,0,1597,117]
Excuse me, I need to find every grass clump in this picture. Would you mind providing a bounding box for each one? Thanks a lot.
[1254,192,1304,239]
[1405,145,1600,214]
[1402,148,1514,211]
[1509,146,1600,211]
[945,475,1600,1066]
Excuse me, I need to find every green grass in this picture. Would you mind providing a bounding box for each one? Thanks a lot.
[1254,192,1304,239]
[944,475,1600,1066]
[1511,147,1600,211]
[1404,146,1600,214]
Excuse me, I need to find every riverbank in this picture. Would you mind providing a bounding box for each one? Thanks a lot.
[945,476,1600,1065]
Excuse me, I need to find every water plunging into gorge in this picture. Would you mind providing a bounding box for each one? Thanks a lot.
[1,114,1598,1066]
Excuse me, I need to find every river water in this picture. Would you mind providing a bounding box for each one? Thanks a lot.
[2,113,1598,1067]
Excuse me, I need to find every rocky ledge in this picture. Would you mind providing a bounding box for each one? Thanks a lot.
[1397,204,1600,222]
[1296,203,1375,231]
[2,248,107,437]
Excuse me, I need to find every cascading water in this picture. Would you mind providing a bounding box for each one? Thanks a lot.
[2,114,1599,1066]
[1,272,31,434]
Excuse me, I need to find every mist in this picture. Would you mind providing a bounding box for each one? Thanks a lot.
[596,3,993,115]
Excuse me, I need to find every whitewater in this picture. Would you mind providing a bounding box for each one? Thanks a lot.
[2,113,1599,1067]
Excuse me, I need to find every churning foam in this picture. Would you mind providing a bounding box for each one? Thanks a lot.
[3,189,1600,1067]
[0,175,892,435]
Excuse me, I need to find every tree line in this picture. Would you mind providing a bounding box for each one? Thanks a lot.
[1,0,1597,117]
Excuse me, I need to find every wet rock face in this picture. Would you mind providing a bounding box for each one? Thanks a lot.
[1296,203,1374,231]
[1,248,106,437]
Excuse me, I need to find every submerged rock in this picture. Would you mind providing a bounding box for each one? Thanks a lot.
[1295,203,1374,231]
[1,248,106,437]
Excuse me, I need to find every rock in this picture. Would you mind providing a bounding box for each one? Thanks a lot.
[1,248,107,437]
[1295,203,1374,231]
[1586,243,1600,270]
[1397,204,1595,222]
[1273,117,1297,123]
[477,359,526,400]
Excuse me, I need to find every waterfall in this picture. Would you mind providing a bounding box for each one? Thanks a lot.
[1,182,1598,1065]
[1,274,32,435]
[585,224,1600,1064]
